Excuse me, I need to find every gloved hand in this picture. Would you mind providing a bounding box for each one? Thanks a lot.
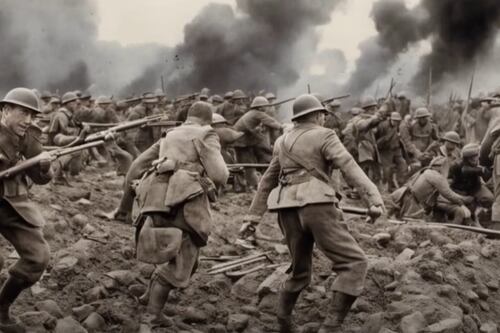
[238,214,261,239]
[38,151,53,173]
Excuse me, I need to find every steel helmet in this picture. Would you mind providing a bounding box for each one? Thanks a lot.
[224,91,234,100]
[360,96,377,110]
[250,96,270,110]
[1,87,41,113]
[291,94,326,121]
[265,92,276,101]
[350,107,363,116]
[311,93,325,105]
[80,91,92,100]
[390,112,402,121]
[211,95,223,104]
[41,91,52,99]
[96,96,113,105]
[462,143,480,158]
[232,89,247,100]
[442,131,461,145]
[61,92,78,105]
[397,91,408,99]
[414,107,431,118]
[212,113,228,125]
[199,94,209,101]
[188,101,213,123]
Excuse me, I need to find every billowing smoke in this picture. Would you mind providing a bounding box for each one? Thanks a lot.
[0,0,171,96]
[347,0,500,97]
[163,0,344,95]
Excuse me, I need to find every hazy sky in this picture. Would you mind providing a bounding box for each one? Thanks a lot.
[96,0,417,66]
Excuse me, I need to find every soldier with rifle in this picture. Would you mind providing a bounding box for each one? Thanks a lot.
[0,88,57,332]
[127,92,160,153]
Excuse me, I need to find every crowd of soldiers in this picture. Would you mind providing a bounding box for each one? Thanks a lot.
[1,83,500,332]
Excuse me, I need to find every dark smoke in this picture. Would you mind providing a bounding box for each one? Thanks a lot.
[347,0,500,96]
[163,0,344,95]
[412,0,500,93]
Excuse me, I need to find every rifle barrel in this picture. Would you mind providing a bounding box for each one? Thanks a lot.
[227,163,269,169]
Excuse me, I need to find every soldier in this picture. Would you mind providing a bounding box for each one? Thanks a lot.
[127,93,159,152]
[324,100,345,138]
[429,131,461,165]
[233,96,284,192]
[211,113,243,164]
[264,92,281,145]
[395,91,411,118]
[449,143,493,227]
[0,88,52,332]
[239,94,384,332]
[352,96,386,185]
[47,91,86,182]
[211,95,223,108]
[390,156,473,224]
[376,112,407,191]
[479,117,500,230]
[400,107,439,167]
[129,102,228,326]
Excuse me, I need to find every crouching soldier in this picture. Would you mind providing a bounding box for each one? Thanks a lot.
[130,102,228,326]
[0,88,52,332]
[390,156,474,224]
[239,94,385,332]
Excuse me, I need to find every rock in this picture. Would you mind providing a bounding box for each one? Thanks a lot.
[240,305,259,317]
[121,246,134,260]
[480,322,498,333]
[54,219,70,233]
[258,293,278,313]
[69,239,95,261]
[372,233,392,246]
[72,304,94,321]
[479,301,490,312]
[84,286,107,302]
[137,263,155,277]
[19,311,57,330]
[72,214,89,229]
[474,284,489,300]
[400,311,426,333]
[77,198,92,205]
[231,272,261,301]
[104,270,138,287]
[352,298,371,313]
[52,255,79,284]
[31,283,47,296]
[203,276,232,295]
[273,244,289,254]
[66,188,91,201]
[50,204,63,211]
[437,285,457,299]
[181,306,208,324]
[465,290,479,302]
[128,284,146,297]
[393,227,416,251]
[442,244,463,260]
[396,248,415,263]
[82,224,97,235]
[430,232,453,246]
[257,265,289,298]
[486,279,499,291]
[208,324,227,333]
[43,223,56,240]
[379,330,398,333]
[465,255,480,266]
[463,315,479,333]
[54,316,88,333]
[480,244,496,259]
[35,300,64,318]
[226,313,249,332]
[300,322,321,333]
[82,312,106,332]
[419,240,432,248]
[360,312,385,333]
[427,318,463,333]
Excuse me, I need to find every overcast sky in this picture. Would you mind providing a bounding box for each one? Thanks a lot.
[96,0,418,68]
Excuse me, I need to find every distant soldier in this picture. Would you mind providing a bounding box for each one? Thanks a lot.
[352,96,387,184]
[341,107,363,160]
[0,88,52,332]
[210,95,223,108]
[390,156,473,224]
[211,113,243,164]
[376,112,407,191]
[233,96,284,191]
[47,92,86,181]
[428,131,461,165]
[239,94,384,332]
[449,143,493,227]
[73,92,93,124]
[264,92,281,145]
[127,93,159,152]
[324,100,345,138]
[400,107,439,167]
[395,91,411,118]
[130,102,228,326]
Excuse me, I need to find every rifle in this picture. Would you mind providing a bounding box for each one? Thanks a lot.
[269,97,295,107]
[426,66,433,107]
[386,78,396,99]
[83,114,163,143]
[322,94,351,104]
[227,163,270,169]
[146,121,182,127]
[118,96,142,105]
[175,93,199,103]
[461,68,475,125]
[0,141,105,179]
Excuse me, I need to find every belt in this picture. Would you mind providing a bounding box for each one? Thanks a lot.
[279,173,311,186]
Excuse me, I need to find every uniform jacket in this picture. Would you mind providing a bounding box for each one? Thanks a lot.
[127,104,157,151]
[216,102,243,125]
[352,113,382,163]
[449,159,488,195]
[0,124,52,227]
[480,116,500,167]
[90,106,119,124]
[401,120,439,157]
[410,168,464,208]
[233,110,281,147]
[376,119,401,151]
[248,123,383,215]
[132,121,228,246]
[47,107,78,145]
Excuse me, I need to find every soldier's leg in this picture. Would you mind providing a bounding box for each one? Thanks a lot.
[300,204,367,332]
[277,208,314,332]
[0,201,50,329]
[234,148,249,192]
[379,151,394,191]
[492,155,500,229]
[394,151,408,188]
[108,143,133,176]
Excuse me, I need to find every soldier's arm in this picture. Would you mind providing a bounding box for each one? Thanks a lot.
[126,141,160,182]
[427,171,464,205]
[321,131,384,208]
[257,112,282,130]
[248,155,281,217]
[201,130,229,188]
[23,128,53,185]
[400,122,421,157]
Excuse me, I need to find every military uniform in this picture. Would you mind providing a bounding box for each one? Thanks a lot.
[246,95,384,332]
[400,117,439,163]
[376,117,407,191]
[127,103,157,153]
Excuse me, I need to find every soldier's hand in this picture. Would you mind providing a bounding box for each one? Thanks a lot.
[104,132,116,142]
[82,124,91,134]
[238,214,261,239]
[368,205,384,221]
[38,151,53,173]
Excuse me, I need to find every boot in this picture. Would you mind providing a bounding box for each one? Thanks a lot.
[0,276,31,333]
[276,291,301,333]
[317,292,357,333]
[145,278,173,327]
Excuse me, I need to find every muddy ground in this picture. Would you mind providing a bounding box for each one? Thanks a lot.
[2,165,500,333]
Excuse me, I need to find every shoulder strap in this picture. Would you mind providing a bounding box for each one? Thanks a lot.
[279,132,332,185]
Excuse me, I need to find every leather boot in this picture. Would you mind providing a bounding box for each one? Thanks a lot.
[276,291,300,333]
[0,276,31,333]
[318,292,357,333]
[145,278,173,327]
